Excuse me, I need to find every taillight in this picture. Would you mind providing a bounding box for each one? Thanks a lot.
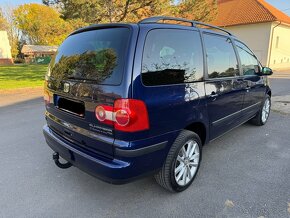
[95,99,149,132]
[114,99,149,132]
[44,91,50,105]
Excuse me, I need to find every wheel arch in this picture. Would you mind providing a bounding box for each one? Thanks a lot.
[184,121,207,145]
[266,86,272,97]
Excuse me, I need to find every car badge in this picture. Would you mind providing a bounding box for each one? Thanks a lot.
[63,82,70,93]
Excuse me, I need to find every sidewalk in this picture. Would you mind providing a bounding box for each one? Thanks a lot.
[272,95,290,115]
[270,69,290,79]
[0,87,43,107]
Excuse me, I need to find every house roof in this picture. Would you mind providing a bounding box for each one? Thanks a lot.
[211,0,290,27]
[21,45,58,54]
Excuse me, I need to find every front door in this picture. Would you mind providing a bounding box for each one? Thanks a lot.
[234,40,266,120]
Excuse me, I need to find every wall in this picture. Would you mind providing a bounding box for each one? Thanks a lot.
[0,31,12,59]
[223,22,272,66]
[268,22,290,70]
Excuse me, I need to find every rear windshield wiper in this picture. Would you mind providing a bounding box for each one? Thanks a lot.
[67,76,97,82]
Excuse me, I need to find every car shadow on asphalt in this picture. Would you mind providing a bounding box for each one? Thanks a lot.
[0,96,43,109]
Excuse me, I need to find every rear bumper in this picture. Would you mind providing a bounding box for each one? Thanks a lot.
[43,125,170,184]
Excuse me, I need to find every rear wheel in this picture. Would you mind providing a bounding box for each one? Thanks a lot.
[154,130,202,192]
[250,95,271,126]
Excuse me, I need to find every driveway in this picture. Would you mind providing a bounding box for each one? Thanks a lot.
[0,78,289,217]
[0,87,43,107]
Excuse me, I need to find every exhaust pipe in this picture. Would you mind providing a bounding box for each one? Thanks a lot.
[52,152,72,169]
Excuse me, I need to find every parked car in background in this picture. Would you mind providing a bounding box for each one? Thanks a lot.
[43,16,273,192]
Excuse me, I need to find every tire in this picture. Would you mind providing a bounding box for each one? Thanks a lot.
[250,94,271,126]
[154,130,202,192]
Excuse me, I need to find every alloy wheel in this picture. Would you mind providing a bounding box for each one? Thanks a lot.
[174,139,200,186]
[262,98,270,123]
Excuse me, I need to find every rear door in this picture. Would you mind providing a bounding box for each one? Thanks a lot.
[132,27,207,139]
[234,40,266,119]
[203,33,245,139]
[45,26,135,157]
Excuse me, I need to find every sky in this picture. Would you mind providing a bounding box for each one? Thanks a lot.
[266,0,290,15]
[1,0,290,16]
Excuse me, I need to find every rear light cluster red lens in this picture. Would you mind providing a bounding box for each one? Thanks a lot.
[115,109,130,126]
[95,99,149,132]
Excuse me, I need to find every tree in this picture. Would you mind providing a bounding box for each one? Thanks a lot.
[43,0,60,6]
[43,0,216,24]
[172,0,217,22]
[0,8,8,31]
[43,0,171,23]
[13,3,74,45]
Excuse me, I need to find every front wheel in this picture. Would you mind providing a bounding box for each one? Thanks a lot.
[250,95,271,126]
[154,130,202,192]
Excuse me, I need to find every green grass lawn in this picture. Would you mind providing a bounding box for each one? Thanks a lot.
[0,64,48,90]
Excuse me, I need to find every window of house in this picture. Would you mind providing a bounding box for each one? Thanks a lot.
[275,36,279,49]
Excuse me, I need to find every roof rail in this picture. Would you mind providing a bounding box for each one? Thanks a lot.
[139,16,196,26]
[193,21,233,36]
[138,16,233,36]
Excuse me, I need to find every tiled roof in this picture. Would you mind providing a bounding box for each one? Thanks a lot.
[21,45,58,54]
[211,0,290,27]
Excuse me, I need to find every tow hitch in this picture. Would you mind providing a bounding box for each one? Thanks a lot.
[52,152,72,169]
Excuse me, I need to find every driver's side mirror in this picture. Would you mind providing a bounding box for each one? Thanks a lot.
[261,67,273,76]
[256,67,273,76]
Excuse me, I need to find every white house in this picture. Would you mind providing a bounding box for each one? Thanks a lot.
[211,0,290,70]
[0,31,13,64]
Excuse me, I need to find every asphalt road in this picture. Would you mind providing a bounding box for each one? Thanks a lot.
[269,78,290,97]
[0,79,290,218]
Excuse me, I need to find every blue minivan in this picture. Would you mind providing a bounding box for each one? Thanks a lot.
[43,16,273,192]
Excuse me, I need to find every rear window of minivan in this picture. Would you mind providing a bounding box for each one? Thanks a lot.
[49,27,130,85]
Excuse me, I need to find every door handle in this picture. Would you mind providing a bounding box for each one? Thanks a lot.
[209,92,218,99]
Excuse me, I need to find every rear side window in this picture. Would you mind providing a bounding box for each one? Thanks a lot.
[235,40,260,76]
[142,29,204,86]
[203,34,239,79]
[49,27,130,85]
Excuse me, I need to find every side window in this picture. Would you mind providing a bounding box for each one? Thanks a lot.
[142,29,204,86]
[203,34,239,79]
[235,40,260,76]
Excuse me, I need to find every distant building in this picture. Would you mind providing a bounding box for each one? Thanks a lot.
[211,0,290,70]
[0,31,13,65]
[21,45,58,64]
